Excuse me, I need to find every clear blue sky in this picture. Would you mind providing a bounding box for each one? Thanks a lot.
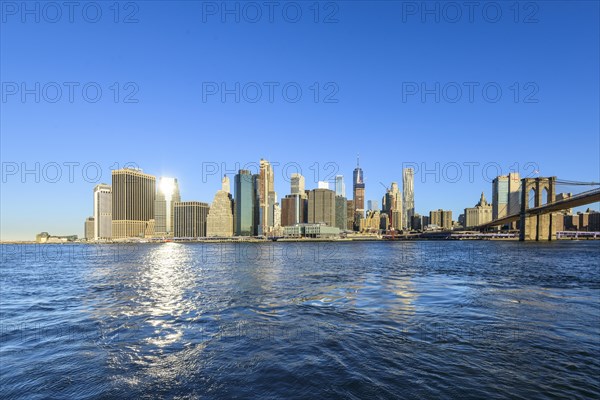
[1,1,599,240]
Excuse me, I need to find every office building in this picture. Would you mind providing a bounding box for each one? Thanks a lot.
[367,200,379,211]
[429,209,453,230]
[174,201,209,238]
[335,175,345,197]
[258,159,275,235]
[308,188,336,227]
[112,168,156,239]
[507,172,521,215]
[382,182,403,230]
[207,175,235,237]
[353,156,365,213]
[492,175,509,220]
[234,170,256,236]
[291,173,306,197]
[93,183,112,240]
[154,177,181,237]
[335,195,347,231]
[402,168,415,230]
[84,217,94,240]
[346,200,355,230]
[464,192,493,228]
[281,194,307,226]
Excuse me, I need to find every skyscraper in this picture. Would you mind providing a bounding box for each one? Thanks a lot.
[207,175,235,237]
[492,175,509,220]
[258,159,275,235]
[154,177,181,237]
[290,173,305,196]
[367,200,379,211]
[507,172,521,215]
[93,183,112,240]
[234,170,256,236]
[335,195,347,231]
[281,195,306,226]
[308,188,336,227]
[112,168,156,239]
[402,168,415,229]
[353,156,365,230]
[335,175,345,197]
[173,201,209,238]
[382,182,402,230]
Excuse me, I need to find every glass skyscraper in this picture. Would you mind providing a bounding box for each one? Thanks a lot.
[235,170,256,236]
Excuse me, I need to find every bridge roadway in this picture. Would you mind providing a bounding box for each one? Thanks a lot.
[478,187,600,229]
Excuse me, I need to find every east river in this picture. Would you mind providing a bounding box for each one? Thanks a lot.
[1,241,598,399]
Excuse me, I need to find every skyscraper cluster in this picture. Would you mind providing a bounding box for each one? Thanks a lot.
[83,159,425,240]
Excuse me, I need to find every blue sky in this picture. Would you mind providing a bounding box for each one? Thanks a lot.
[1,1,599,240]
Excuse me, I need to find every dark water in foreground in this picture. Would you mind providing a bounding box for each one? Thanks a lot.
[1,241,599,399]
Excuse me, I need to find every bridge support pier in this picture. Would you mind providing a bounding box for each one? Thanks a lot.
[519,177,556,241]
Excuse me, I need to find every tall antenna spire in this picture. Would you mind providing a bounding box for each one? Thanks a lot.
[357,153,360,167]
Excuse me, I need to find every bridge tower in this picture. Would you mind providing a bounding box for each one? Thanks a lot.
[519,177,556,241]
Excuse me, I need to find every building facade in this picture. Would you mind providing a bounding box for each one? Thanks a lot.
[382,182,403,230]
[281,194,307,226]
[85,217,94,240]
[464,192,493,228]
[207,176,235,237]
[234,170,256,236]
[154,177,181,237]
[429,209,453,230]
[112,168,156,239]
[402,168,415,230]
[258,159,275,235]
[335,195,348,231]
[93,183,112,240]
[308,188,336,227]
[174,201,210,238]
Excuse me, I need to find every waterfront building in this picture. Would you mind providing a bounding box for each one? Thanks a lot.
[282,223,340,239]
[174,201,209,238]
[112,168,156,239]
[154,177,181,237]
[429,209,453,230]
[84,217,94,240]
[234,170,256,236]
[308,188,336,227]
[402,168,415,230]
[93,183,112,240]
[464,192,493,228]
[207,176,235,237]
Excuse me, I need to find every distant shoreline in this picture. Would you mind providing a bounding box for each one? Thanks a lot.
[2,237,598,244]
